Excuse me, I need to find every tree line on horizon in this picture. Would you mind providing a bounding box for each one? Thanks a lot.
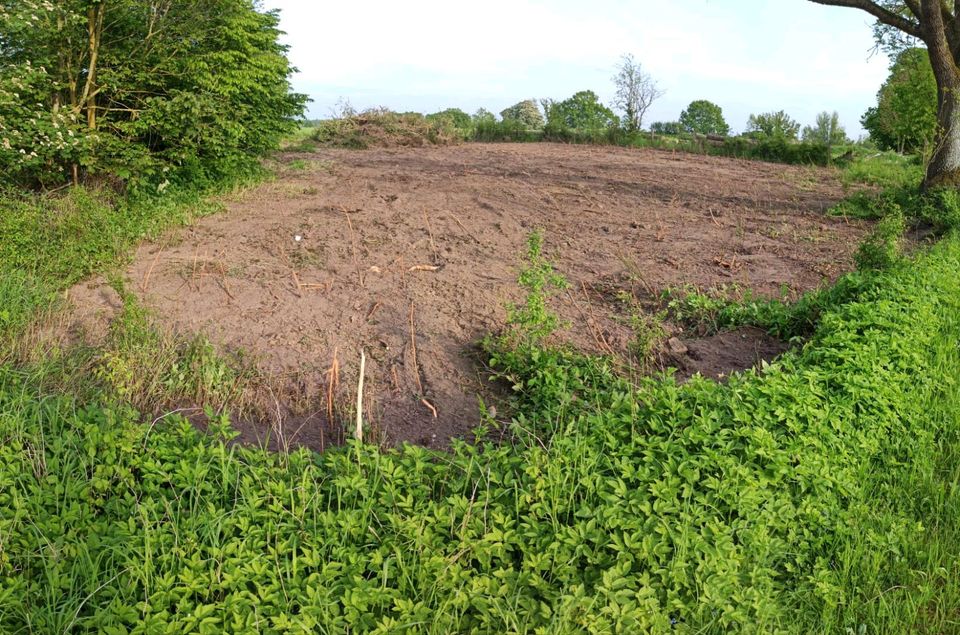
[321,46,936,154]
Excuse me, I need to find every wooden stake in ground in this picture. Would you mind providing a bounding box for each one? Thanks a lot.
[355,348,366,442]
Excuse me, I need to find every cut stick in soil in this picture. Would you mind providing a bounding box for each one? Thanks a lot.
[326,348,340,426]
[421,398,438,418]
[355,348,366,442]
[408,303,424,395]
[141,248,163,292]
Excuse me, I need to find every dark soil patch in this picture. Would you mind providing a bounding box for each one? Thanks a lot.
[668,326,793,382]
[64,143,869,451]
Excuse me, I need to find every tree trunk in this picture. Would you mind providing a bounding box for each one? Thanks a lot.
[922,0,960,188]
[925,82,960,188]
[82,4,104,131]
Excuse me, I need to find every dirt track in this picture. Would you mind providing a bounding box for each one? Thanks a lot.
[68,143,869,449]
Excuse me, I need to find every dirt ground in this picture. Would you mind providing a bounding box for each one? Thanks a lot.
[67,143,868,450]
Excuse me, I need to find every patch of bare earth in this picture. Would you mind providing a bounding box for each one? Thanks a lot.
[66,143,869,450]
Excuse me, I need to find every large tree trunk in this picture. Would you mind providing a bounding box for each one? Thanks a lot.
[925,81,960,189]
[922,0,960,189]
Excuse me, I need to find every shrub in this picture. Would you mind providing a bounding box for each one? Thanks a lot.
[855,210,906,271]
[718,137,831,166]
[313,109,464,148]
[0,1,306,190]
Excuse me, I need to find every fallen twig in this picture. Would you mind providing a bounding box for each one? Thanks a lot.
[408,264,440,272]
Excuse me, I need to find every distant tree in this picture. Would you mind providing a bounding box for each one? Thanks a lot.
[613,54,664,132]
[861,47,937,154]
[679,100,730,136]
[547,90,618,130]
[745,111,801,140]
[428,108,472,129]
[500,100,544,129]
[802,111,849,146]
[472,108,497,124]
[649,121,684,135]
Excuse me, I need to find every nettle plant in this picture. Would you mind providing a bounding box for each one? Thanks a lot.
[505,230,569,344]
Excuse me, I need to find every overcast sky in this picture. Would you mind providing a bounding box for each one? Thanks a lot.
[260,0,891,137]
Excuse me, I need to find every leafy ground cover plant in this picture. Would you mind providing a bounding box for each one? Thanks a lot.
[2,222,960,633]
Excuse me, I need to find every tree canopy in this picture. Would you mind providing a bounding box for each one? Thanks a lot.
[679,100,730,136]
[802,111,849,146]
[545,91,618,130]
[500,100,544,129]
[862,47,937,153]
[0,0,306,190]
[745,111,801,140]
[612,54,663,132]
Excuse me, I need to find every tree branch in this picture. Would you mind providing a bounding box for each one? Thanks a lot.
[904,0,921,17]
[808,0,924,38]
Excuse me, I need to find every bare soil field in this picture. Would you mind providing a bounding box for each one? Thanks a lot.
[67,143,868,450]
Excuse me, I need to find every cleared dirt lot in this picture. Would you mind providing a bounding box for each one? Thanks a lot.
[69,143,869,449]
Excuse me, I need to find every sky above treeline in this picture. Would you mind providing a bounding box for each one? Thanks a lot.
[261,0,891,137]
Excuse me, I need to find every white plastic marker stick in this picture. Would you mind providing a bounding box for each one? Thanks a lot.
[355,349,366,442]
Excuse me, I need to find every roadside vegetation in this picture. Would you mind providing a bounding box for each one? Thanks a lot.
[3,1,960,633]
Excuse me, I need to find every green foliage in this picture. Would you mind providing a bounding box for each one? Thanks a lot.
[719,137,831,166]
[0,62,91,189]
[663,270,871,340]
[0,0,306,189]
[855,210,906,271]
[4,179,960,632]
[832,169,960,231]
[648,121,683,135]
[503,231,569,344]
[426,108,473,131]
[746,110,801,140]
[802,111,849,146]
[313,110,464,149]
[93,296,246,412]
[472,108,497,125]
[499,100,544,130]
[544,90,618,131]
[472,118,544,142]
[679,100,730,136]
[838,149,923,189]
[861,48,937,154]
